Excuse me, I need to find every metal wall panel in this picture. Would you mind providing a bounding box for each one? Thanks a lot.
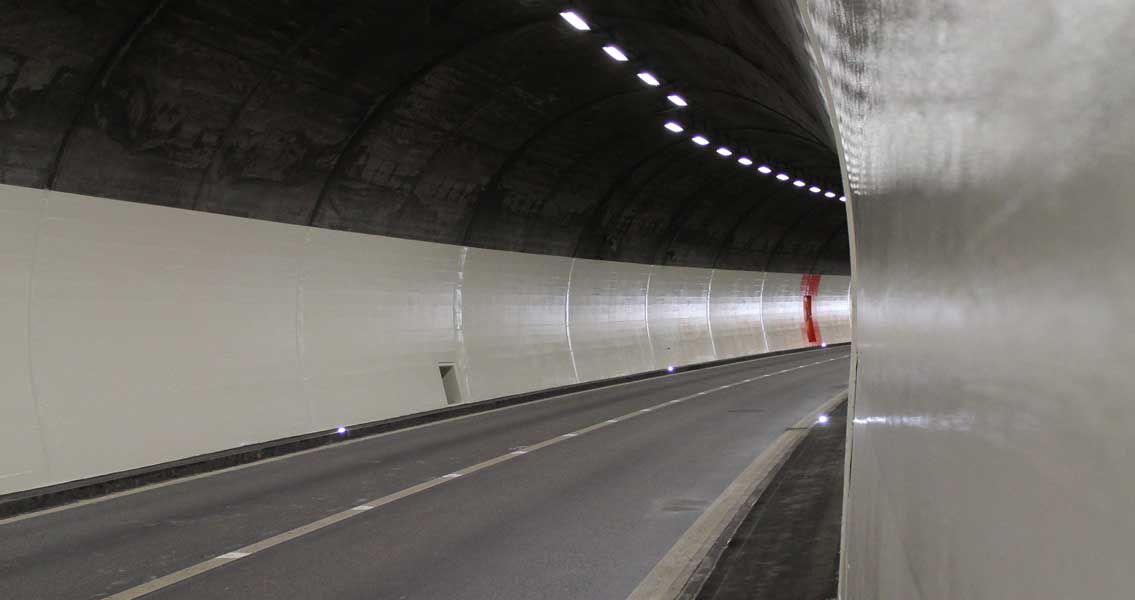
[566,258,654,382]
[646,266,718,369]
[762,272,809,351]
[0,186,47,493]
[814,274,851,344]
[460,248,577,402]
[707,269,769,358]
[0,184,846,495]
[801,0,1135,597]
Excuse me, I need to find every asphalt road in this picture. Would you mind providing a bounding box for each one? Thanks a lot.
[0,347,850,600]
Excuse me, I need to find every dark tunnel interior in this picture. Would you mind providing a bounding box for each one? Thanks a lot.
[0,0,849,274]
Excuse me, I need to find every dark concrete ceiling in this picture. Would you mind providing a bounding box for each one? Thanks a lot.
[0,0,849,274]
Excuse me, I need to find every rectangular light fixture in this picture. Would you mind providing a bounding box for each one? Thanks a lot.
[603,45,629,61]
[716,147,733,157]
[637,72,660,86]
[824,191,837,198]
[757,165,772,174]
[809,186,822,193]
[667,94,688,107]
[664,121,684,133]
[737,157,753,166]
[776,173,790,181]
[560,11,590,31]
[793,180,806,187]
[692,135,710,146]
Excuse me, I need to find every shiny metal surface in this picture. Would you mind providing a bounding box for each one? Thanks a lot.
[0,184,850,496]
[802,0,1135,597]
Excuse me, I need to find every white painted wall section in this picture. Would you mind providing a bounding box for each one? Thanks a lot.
[0,184,851,495]
[708,269,770,358]
[567,259,654,382]
[646,266,717,369]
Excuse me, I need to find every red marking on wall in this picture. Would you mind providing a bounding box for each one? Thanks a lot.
[800,273,822,346]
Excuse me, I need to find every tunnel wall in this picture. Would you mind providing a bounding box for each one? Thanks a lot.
[0,183,850,496]
[800,0,1135,598]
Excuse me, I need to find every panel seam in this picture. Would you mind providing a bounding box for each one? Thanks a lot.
[565,259,580,383]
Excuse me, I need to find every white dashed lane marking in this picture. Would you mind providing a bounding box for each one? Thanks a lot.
[102,352,847,600]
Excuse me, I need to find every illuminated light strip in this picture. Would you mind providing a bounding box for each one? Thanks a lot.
[602,45,629,62]
[555,6,843,200]
[637,72,660,86]
[559,10,590,30]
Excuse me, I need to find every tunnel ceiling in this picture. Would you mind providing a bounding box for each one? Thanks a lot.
[0,0,849,274]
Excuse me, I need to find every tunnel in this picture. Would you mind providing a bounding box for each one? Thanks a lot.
[0,1,1130,599]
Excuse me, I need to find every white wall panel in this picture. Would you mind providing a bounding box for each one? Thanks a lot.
[708,269,769,359]
[567,258,653,382]
[0,187,48,493]
[31,192,308,486]
[300,229,459,429]
[459,248,576,402]
[0,183,848,495]
[762,272,808,351]
[646,266,716,368]
[814,275,852,344]
[803,0,1135,597]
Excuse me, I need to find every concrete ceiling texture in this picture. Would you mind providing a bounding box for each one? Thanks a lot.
[0,0,849,274]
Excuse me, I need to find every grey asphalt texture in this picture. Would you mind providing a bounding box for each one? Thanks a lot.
[0,348,849,600]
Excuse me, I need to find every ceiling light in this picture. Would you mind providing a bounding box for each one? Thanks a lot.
[809,186,822,193]
[776,173,790,181]
[667,94,688,107]
[824,191,836,198]
[793,180,806,187]
[603,45,629,62]
[839,196,847,202]
[691,135,710,146]
[757,166,772,174]
[664,121,684,133]
[737,157,753,166]
[637,72,660,86]
[716,147,733,157]
[559,11,590,31]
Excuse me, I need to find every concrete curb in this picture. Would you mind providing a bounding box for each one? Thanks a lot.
[0,343,848,519]
[626,389,850,600]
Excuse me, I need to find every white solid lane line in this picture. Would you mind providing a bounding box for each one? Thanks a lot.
[102,354,847,600]
[0,349,843,529]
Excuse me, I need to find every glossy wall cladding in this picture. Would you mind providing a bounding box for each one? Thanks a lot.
[802,0,1135,598]
[0,184,850,495]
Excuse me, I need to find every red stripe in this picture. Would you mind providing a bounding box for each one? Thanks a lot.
[800,274,822,346]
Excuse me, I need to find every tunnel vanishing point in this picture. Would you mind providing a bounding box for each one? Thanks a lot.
[1,1,1132,599]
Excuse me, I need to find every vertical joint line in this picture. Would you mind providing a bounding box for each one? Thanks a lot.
[644,266,656,368]
[296,229,311,427]
[758,271,771,353]
[706,269,718,360]
[565,259,579,383]
[454,247,470,401]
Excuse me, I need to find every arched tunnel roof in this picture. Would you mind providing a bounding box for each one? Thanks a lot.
[1,0,849,274]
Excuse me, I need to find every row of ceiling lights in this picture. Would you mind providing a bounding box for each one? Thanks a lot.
[559,9,846,203]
